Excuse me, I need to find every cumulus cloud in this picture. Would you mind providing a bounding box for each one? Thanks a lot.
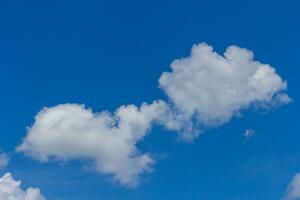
[159,43,290,140]
[283,172,300,200]
[17,101,174,187]
[0,154,9,169]
[0,173,46,200]
[17,42,290,187]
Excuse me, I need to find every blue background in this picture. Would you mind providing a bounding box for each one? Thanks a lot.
[0,0,299,199]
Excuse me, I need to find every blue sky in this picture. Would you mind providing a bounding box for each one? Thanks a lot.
[0,0,299,199]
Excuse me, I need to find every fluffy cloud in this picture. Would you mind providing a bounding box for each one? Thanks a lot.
[17,101,173,187]
[17,43,290,187]
[0,173,46,200]
[159,43,290,140]
[284,172,300,200]
[0,154,9,169]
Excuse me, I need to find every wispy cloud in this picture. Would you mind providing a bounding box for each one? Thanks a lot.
[0,154,9,169]
[243,129,255,140]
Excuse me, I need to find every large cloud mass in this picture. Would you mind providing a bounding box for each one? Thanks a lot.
[17,101,173,187]
[159,43,290,140]
[0,173,46,200]
[18,43,290,186]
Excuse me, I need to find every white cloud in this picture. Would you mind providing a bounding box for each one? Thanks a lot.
[17,101,172,187]
[284,172,300,200]
[243,129,255,140]
[0,173,46,200]
[17,42,290,187]
[0,154,9,169]
[159,43,290,140]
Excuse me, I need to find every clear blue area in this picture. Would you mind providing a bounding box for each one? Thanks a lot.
[0,0,299,199]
